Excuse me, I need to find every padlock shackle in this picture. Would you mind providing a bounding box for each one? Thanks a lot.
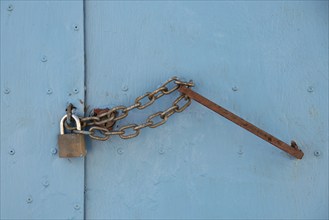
[60,114,81,134]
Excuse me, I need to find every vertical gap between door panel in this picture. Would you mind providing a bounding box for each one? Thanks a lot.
[82,0,87,219]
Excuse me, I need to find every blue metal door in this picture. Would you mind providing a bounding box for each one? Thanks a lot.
[83,1,328,219]
[1,1,328,219]
[1,1,85,219]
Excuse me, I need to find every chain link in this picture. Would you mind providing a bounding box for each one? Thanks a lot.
[67,77,194,140]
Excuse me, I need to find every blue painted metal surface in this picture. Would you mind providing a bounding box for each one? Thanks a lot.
[1,1,328,219]
[1,1,85,219]
[84,1,328,219]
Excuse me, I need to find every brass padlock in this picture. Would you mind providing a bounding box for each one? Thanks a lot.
[58,114,87,158]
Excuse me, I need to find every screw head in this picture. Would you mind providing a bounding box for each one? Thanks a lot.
[42,180,49,187]
[26,196,33,203]
[41,55,47,62]
[307,86,314,93]
[8,149,15,155]
[232,86,238,92]
[73,25,79,31]
[314,150,321,157]
[73,88,79,94]
[117,148,123,155]
[7,4,14,11]
[121,84,128,92]
[74,204,80,210]
[159,148,165,154]
[4,88,10,94]
[47,88,53,95]
[50,148,57,155]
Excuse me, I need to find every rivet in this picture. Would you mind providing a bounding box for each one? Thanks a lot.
[74,204,80,210]
[238,150,243,155]
[51,148,57,155]
[4,88,10,94]
[314,150,321,157]
[26,196,33,203]
[73,88,79,94]
[41,55,47,62]
[47,88,53,95]
[117,148,123,155]
[73,25,79,31]
[121,84,128,92]
[8,149,15,155]
[42,180,49,187]
[7,4,14,11]
[232,86,238,92]
[307,86,314,93]
[159,148,165,154]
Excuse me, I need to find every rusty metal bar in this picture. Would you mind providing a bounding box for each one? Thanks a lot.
[179,86,304,159]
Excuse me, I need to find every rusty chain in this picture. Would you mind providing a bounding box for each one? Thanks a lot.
[64,77,194,141]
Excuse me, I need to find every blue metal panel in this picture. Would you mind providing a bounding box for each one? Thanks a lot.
[1,1,85,219]
[84,1,328,219]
